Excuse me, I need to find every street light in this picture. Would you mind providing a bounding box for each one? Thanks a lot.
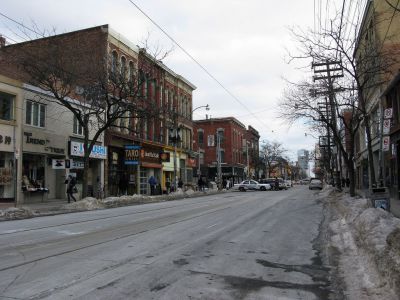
[192,104,210,178]
[192,104,210,115]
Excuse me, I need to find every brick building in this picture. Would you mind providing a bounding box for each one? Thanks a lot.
[193,117,259,184]
[0,24,196,200]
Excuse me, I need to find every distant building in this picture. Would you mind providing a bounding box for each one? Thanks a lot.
[297,149,309,178]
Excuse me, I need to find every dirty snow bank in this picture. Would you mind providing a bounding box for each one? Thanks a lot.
[62,188,209,211]
[327,188,400,299]
[0,207,35,220]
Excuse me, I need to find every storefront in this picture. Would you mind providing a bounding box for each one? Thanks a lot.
[162,148,188,191]
[139,143,163,195]
[22,129,66,203]
[69,139,106,198]
[0,126,16,202]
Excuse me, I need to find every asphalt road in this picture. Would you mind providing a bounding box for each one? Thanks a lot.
[0,185,332,300]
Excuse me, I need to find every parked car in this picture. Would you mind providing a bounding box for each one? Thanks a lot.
[285,180,292,188]
[233,180,271,192]
[309,178,323,190]
[260,178,287,190]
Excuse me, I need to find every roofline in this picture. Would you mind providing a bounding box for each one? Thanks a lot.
[354,0,373,56]
[194,117,246,129]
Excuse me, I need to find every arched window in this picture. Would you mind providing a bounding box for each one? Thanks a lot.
[128,61,135,82]
[111,51,118,74]
[120,56,126,77]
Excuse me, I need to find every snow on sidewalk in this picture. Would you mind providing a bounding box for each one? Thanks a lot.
[326,187,400,299]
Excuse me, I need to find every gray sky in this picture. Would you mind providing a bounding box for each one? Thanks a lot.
[0,0,344,161]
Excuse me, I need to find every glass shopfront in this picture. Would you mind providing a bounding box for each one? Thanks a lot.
[0,152,14,201]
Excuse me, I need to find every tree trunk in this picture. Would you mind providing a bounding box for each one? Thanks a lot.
[364,114,376,187]
[348,159,356,197]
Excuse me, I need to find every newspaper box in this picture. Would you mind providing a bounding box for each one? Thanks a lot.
[370,187,390,211]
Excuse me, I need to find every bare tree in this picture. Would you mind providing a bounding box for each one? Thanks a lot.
[0,27,168,197]
[260,141,287,178]
[284,2,400,190]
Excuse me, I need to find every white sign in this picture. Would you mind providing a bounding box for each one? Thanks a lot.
[383,136,390,152]
[52,159,65,169]
[70,141,107,159]
[384,108,393,119]
[383,119,391,134]
[72,160,84,169]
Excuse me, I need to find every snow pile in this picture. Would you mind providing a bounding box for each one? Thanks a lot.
[328,190,400,298]
[62,197,105,210]
[0,207,35,221]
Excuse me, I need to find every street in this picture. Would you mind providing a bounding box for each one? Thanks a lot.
[0,186,334,299]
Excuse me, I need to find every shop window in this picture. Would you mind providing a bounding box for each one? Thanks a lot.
[0,92,14,121]
[26,100,45,128]
[73,115,83,135]
[22,154,45,188]
[0,152,14,200]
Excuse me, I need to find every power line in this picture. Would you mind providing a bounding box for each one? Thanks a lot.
[125,0,275,134]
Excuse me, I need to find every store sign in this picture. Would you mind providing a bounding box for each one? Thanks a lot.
[0,135,12,145]
[24,132,65,154]
[52,159,66,169]
[160,152,170,162]
[72,160,84,169]
[140,147,161,164]
[70,141,107,159]
[124,145,141,165]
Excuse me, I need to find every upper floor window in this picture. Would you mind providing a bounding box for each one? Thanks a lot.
[198,130,204,146]
[120,56,127,77]
[0,92,14,121]
[111,51,118,74]
[26,100,45,128]
[73,115,83,135]
[128,61,135,82]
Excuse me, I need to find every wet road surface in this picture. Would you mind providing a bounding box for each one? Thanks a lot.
[0,186,333,299]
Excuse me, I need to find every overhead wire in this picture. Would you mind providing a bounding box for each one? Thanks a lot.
[125,0,276,134]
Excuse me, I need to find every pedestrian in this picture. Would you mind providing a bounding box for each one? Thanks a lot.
[178,178,184,190]
[346,178,350,187]
[198,177,204,191]
[65,174,77,203]
[166,178,171,194]
[96,176,103,200]
[222,178,227,190]
[148,175,157,195]
[119,174,128,196]
[226,179,230,189]
[274,177,279,191]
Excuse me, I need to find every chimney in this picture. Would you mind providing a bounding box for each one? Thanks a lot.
[0,35,6,48]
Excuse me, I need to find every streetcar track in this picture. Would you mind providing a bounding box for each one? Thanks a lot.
[0,204,233,272]
[0,195,239,236]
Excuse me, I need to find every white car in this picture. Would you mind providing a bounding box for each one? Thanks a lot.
[285,180,292,188]
[234,180,271,192]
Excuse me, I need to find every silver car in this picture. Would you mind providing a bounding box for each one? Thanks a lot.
[234,180,271,192]
[309,178,323,190]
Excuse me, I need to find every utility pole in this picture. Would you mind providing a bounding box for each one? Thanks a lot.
[312,59,343,188]
[216,130,222,189]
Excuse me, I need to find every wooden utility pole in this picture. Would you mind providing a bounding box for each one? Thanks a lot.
[312,60,343,188]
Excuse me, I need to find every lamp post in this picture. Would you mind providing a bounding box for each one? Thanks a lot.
[192,104,210,179]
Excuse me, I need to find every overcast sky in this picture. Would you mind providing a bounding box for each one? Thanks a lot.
[0,0,347,161]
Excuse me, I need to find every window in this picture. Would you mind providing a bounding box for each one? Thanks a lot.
[0,92,14,121]
[111,51,118,74]
[26,100,45,127]
[128,61,135,82]
[198,130,204,146]
[120,56,126,77]
[73,115,83,135]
